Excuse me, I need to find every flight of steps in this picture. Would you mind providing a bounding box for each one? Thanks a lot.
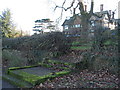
[2,73,33,88]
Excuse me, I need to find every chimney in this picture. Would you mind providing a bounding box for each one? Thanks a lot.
[73,8,76,15]
[109,10,111,18]
[84,5,87,12]
[100,4,103,12]
[79,0,83,3]
[112,12,115,19]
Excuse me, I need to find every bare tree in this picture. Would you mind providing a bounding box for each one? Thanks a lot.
[54,0,94,42]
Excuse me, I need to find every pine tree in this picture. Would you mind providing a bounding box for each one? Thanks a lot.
[0,9,16,38]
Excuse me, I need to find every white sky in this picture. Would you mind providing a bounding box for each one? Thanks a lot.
[0,0,119,35]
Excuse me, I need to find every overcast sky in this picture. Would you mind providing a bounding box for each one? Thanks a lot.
[0,0,119,35]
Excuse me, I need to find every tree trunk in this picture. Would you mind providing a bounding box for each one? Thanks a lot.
[80,16,89,43]
[78,1,93,43]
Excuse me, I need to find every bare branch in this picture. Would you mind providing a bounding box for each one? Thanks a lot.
[54,6,65,11]
[60,0,67,20]
[75,3,79,9]
[54,0,76,11]
[65,0,75,11]
[62,0,67,7]
[70,8,72,14]
[54,0,67,11]
[73,3,79,14]
[54,0,76,23]
[92,13,102,18]
[78,2,84,14]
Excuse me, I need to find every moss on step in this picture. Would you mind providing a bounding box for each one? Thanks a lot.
[43,60,75,68]
[38,63,53,68]
[8,64,40,70]
[8,59,74,73]
[8,69,71,86]
[6,59,72,86]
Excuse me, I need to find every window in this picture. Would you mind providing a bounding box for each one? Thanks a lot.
[77,24,80,27]
[65,25,68,29]
[75,25,78,28]
[91,21,95,26]
[73,25,75,28]
[74,24,81,28]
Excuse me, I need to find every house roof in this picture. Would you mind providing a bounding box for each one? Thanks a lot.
[90,11,113,23]
[62,10,115,26]
[62,14,81,26]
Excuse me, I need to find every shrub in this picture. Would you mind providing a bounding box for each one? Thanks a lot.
[2,50,28,67]
[75,52,91,70]
[92,56,109,71]
[3,32,71,64]
[91,54,118,75]
[2,36,29,50]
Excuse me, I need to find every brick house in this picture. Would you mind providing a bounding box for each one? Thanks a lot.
[62,4,117,36]
[62,14,82,35]
[90,11,117,30]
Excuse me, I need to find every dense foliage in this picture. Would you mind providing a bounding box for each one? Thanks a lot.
[3,32,72,64]
[0,9,20,38]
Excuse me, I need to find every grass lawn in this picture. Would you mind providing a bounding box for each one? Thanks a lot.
[72,41,93,46]
[71,46,91,50]
[104,40,118,45]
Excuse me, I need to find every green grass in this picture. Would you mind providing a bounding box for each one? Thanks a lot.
[44,60,75,69]
[72,41,93,46]
[72,39,118,46]
[72,41,81,45]
[71,46,91,50]
[38,63,53,68]
[48,60,73,65]
[104,40,118,45]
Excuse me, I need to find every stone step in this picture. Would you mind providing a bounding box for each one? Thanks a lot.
[2,74,33,88]
[8,68,52,86]
[8,67,71,86]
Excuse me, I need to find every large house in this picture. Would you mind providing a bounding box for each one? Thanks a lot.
[62,14,82,35]
[90,11,117,29]
[33,18,55,34]
[62,4,117,35]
